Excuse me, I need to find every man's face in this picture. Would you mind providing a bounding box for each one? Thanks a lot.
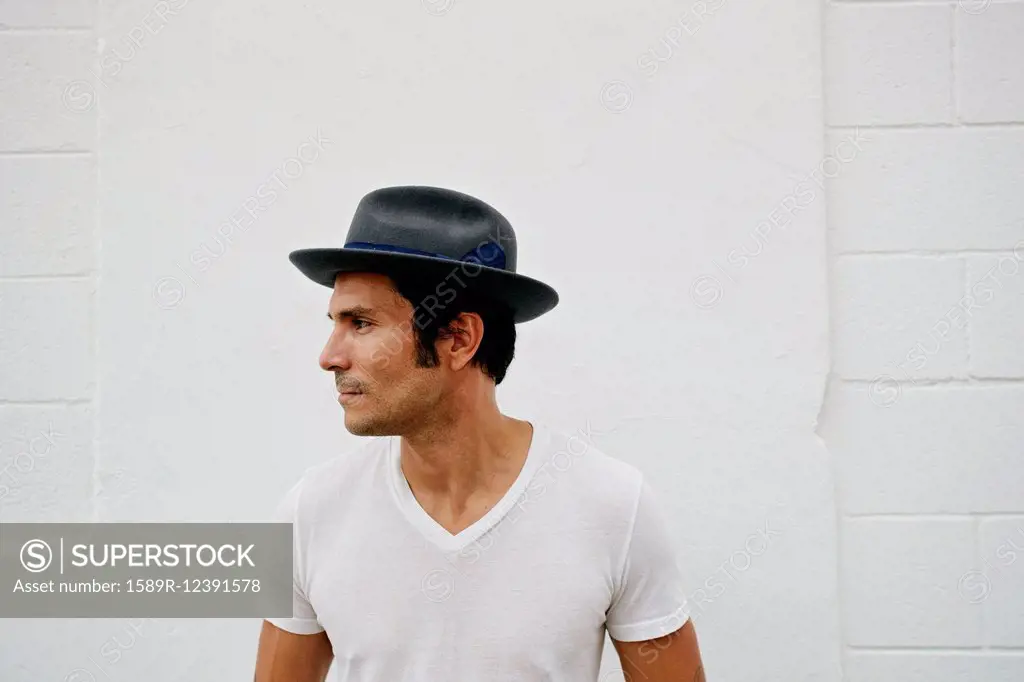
[319,272,445,436]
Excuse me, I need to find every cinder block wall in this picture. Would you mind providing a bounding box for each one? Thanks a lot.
[1,0,1021,680]
[0,3,97,522]
[820,1,1024,679]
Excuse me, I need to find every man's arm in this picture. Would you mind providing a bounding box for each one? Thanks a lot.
[611,619,704,681]
[254,619,334,682]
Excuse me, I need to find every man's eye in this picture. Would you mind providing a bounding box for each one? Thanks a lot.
[353,319,370,330]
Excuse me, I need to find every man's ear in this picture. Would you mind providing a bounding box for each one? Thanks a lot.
[441,312,484,371]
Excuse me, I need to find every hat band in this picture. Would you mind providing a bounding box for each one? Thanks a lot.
[344,240,507,270]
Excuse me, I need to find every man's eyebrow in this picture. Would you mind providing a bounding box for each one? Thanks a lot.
[327,305,376,322]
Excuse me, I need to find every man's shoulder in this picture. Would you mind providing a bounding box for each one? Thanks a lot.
[540,422,646,510]
[543,421,644,478]
[275,435,389,519]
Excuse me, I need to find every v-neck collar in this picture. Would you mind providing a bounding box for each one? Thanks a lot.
[387,421,547,553]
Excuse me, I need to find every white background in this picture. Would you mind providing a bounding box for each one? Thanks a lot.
[0,0,1022,680]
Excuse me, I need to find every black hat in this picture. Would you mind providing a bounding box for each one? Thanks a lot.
[288,186,559,323]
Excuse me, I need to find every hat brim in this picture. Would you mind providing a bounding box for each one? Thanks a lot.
[288,247,559,323]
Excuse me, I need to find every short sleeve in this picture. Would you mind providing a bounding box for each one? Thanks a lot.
[605,477,690,642]
[264,477,325,635]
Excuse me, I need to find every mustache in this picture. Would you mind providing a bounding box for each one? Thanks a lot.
[335,379,364,393]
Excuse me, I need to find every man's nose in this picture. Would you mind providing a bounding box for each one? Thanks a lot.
[319,329,352,373]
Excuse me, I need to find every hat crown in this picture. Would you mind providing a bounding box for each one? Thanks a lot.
[345,186,518,273]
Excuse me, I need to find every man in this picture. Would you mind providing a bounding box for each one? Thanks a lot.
[253,186,704,681]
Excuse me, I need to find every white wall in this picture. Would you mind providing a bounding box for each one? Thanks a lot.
[819,1,1024,679]
[0,0,1015,680]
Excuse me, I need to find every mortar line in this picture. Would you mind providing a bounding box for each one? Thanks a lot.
[847,513,1018,520]
[975,515,987,649]
[830,122,1024,131]
[0,150,93,157]
[818,1,847,680]
[90,1,101,524]
[837,249,1022,258]
[963,258,972,374]
[840,377,1024,386]
[951,3,960,126]
[0,27,92,33]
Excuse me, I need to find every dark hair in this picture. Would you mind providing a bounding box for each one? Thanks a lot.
[385,268,517,385]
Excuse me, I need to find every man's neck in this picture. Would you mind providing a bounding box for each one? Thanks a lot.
[398,415,534,519]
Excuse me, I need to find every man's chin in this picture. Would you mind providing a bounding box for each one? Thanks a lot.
[343,413,387,437]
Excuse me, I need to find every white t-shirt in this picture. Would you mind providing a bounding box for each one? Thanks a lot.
[267,420,690,681]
